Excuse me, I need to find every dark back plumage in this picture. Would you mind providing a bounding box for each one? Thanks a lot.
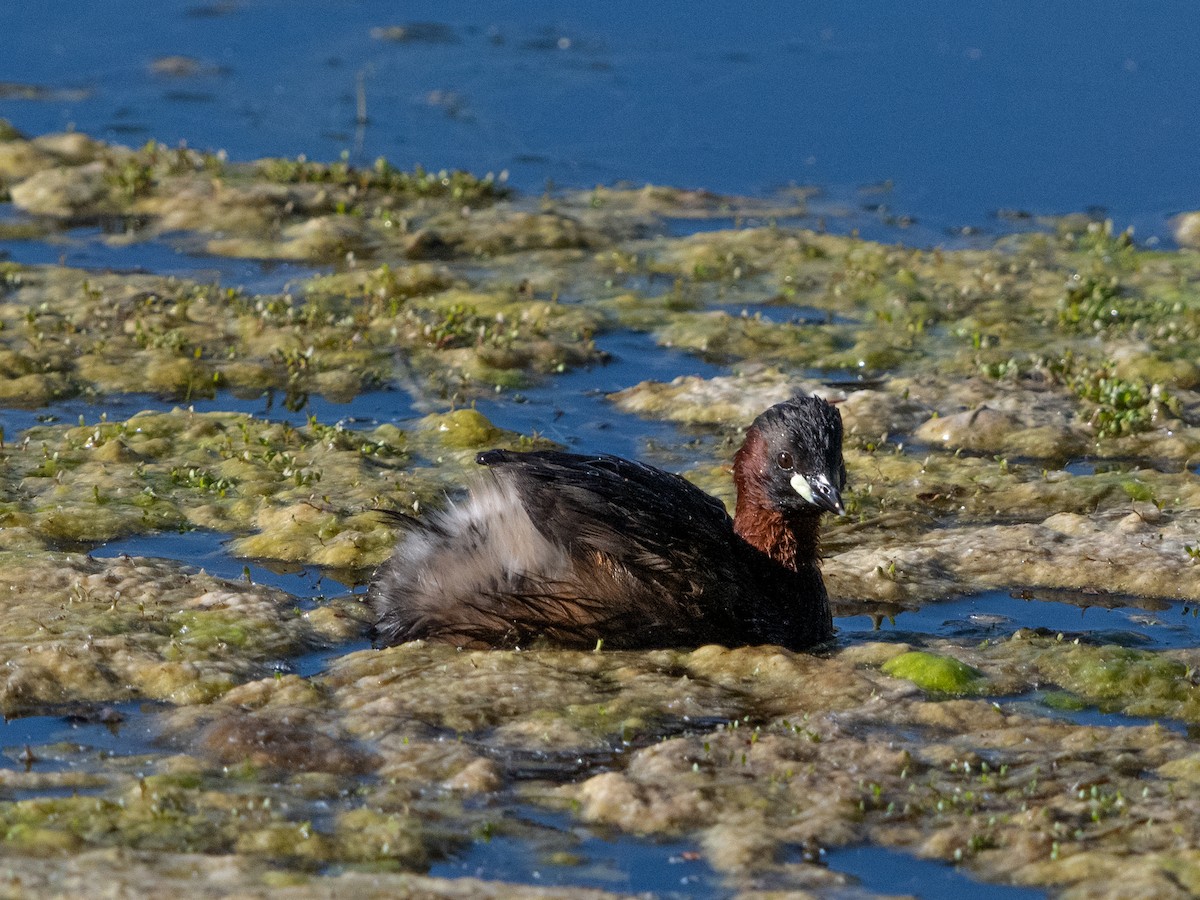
[370,395,843,651]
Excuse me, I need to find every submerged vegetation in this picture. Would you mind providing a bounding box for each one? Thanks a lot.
[1,122,1200,896]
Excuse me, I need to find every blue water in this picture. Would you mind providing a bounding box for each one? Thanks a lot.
[91,529,362,600]
[840,589,1200,736]
[288,638,374,678]
[0,219,322,294]
[430,805,721,897]
[998,691,1191,737]
[476,329,726,459]
[432,805,1049,898]
[3,1,1198,241]
[824,844,1045,900]
[837,588,1200,651]
[1,701,163,768]
[0,384,419,435]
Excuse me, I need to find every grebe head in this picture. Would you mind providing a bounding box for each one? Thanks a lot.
[738,395,846,517]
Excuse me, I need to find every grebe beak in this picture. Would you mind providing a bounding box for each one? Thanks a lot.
[790,473,845,515]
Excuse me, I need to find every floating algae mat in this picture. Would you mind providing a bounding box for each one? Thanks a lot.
[1,125,1200,897]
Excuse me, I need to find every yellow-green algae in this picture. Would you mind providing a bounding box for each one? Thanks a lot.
[880,650,986,695]
[0,406,547,566]
[0,552,320,713]
[0,261,605,406]
[3,123,1200,896]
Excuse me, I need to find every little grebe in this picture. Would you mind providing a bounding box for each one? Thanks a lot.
[371,394,844,651]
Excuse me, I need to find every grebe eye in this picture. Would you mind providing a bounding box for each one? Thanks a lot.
[776,451,794,470]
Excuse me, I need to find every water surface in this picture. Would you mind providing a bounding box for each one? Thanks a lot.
[4,2,1198,239]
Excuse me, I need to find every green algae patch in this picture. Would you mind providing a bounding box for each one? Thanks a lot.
[1158,753,1200,785]
[1013,636,1200,723]
[2,402,557,568]
[230,504,396,568]
[333,808,428,867]
[826,508,1200,607]
[1039,689,1089,713]
[653,311,844,365]
[0,773,383,864]
[399,408,558,468]
[0,262,609,407]
[881,651,985,695]
[255,155,505,204]
[4,597,1200,897]
[397,288,606,391]
[3,131,660,270]
[169,610,254,654]
[419,408,511,451]
[0,845,635,900]
[609,371,802,427]
[1,407,539,567]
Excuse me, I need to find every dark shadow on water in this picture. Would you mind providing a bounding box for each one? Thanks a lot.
[836,588,1200,651]
[821,844,1046,900]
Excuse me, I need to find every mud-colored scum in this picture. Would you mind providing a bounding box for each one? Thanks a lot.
[1,123,1199,896]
